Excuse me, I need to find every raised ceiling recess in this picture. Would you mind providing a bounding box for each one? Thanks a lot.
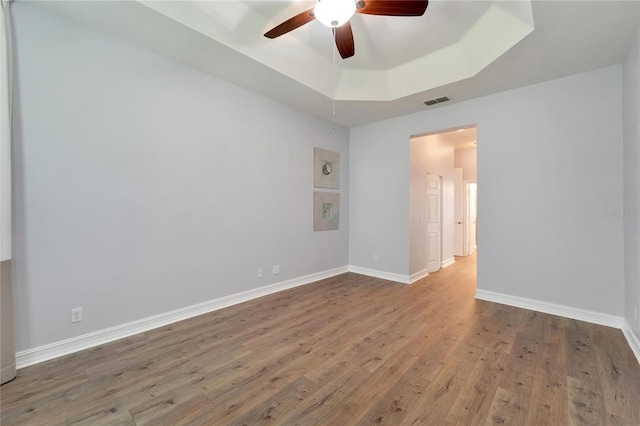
[29,1,638,127]
[131,0,534,101]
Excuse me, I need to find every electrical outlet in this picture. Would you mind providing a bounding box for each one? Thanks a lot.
[374,254,379,262]
[71,308,83,323]
[257,268,263,278]
[273,265,280,275]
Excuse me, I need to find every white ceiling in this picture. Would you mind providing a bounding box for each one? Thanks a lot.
[28,0,640,128]
[449,128,477,151]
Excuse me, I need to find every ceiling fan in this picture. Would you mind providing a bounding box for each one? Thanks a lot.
[264,0,429,59]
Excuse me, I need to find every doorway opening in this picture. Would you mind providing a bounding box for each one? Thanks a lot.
[409,125,477,283]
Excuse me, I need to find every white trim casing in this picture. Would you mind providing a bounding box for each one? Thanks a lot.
[622,320,640,365]
[409,268,430,284]
[441,257,456,268]
[410,258,456,283]
[16,266,349,369]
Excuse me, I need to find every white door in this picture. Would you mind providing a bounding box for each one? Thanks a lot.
[453,168,464,256]
[426,174,441,272]
[466,183,477,255]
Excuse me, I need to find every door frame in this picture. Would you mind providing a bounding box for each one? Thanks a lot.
[426,172,443,273]
[464,181,477,256]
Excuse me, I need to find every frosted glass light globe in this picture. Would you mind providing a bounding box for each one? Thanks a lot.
[314,0,356,28]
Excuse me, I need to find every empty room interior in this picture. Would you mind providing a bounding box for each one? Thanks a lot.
[1,0,640,424]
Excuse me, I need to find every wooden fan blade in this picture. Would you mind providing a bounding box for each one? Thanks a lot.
[264,7,316,38]
[334,22,355,59]
[356,0,428,16]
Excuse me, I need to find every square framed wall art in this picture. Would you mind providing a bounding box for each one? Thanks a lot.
[314,148,340,189]
[313,191,340,231]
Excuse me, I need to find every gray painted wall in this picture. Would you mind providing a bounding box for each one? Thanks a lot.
[11,4,349,352]
[624,25,640,336]
[350,65,625,315]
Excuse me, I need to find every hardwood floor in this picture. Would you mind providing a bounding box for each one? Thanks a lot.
[1,254,639,425]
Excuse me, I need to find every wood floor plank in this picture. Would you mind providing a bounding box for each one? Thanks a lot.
[525,314,570,425]
[485,386,524,425]
[566,320,608,425]
[315,351,420,424]
[66,398,137,426]
[2,254,639,425]
[444,346,507,425]
[0,370,88,412]
[281,358,370,425]
[190,363,299,423]
[590,325,640,425]
[485,331,541,424]
[129,389,214,426]
[225,377,317,426]
[400,345,484,425]
[354,374,432,425]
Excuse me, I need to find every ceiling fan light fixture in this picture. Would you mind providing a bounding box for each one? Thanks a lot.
[314,0,356,28]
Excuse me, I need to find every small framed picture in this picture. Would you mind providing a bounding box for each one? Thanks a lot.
[314,148,340,189]
[314,191,340,231]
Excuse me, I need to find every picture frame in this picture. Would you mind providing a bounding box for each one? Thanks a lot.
[313,191,340,231]
[314,148,340,189]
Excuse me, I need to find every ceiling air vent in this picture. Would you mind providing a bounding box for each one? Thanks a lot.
[423,96,450,106]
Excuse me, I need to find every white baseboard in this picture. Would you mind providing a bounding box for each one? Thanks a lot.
[348,265,410,284]
[441,257,456,268]
[22,269,637,370]
[622,319,640,365]
[409,268,429,284]
[475,289,625,329]
[16,266,349,369]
